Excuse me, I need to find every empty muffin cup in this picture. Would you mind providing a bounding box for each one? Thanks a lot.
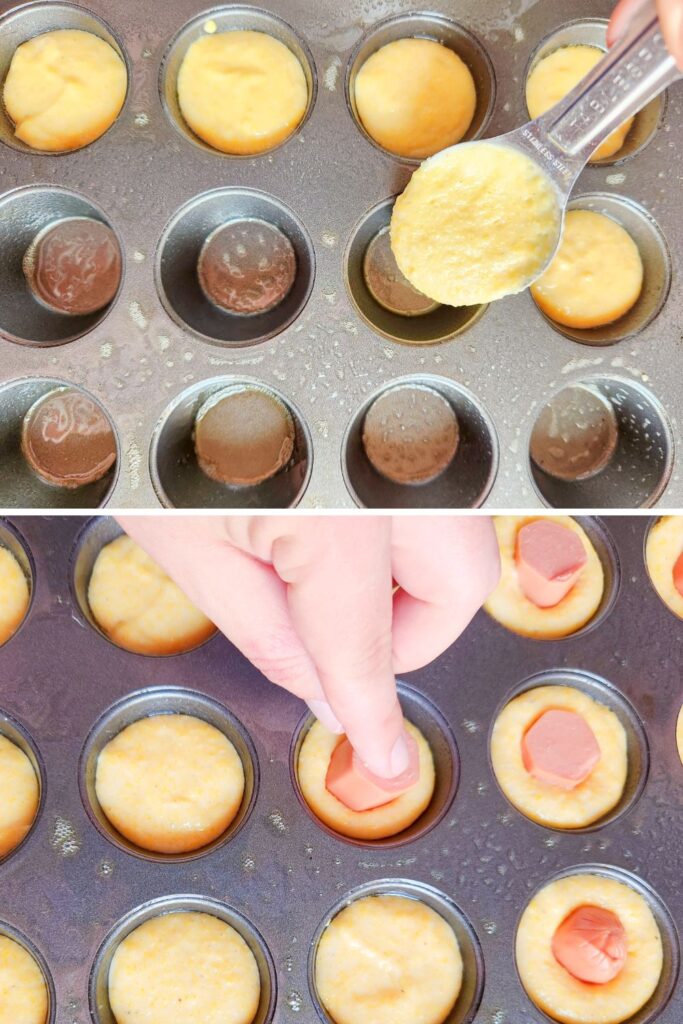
[490,669,647,831]
[89,894,276,1024]
[345,198,486,343]
[524,18,664,165]
[79,686,258,861]
[150,377,312,508]
[0,922,55,1023]
[309,879,483,1024]
[343,375,497,508]
[346,12,495,165]
[0,708,44,861]
[160,5,316,156]
[156,188,314,345]
[0,379,118,508]
[529,376,673,508]
[0,187,123,345]
[290,681,459,849]
[0,1,128,155]
[530,194,670,346]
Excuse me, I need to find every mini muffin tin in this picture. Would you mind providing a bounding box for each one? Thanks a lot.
[0,514,681,1023]
[0,0,680,508]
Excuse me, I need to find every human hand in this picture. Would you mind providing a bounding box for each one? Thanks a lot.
[116,515,500,782]
[608,0,683,68]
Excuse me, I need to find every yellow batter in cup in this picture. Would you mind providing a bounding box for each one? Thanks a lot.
[0,734,39,858]
[0,545,30,646]
[0,935,48,1024]
[3,28,127,152]
[354,37,476,159]
[177,29,308,154]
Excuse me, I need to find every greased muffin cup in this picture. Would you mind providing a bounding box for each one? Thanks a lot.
[0,0,680,508]
[1,515,680,1022]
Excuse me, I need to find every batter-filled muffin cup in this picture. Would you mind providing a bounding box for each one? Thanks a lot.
[86,534,216,655]
[645,516,683,620]
[3,28,127,152]
[0,732,40,859]
[485,516,605,640]
[516,870,665,1024]
[0,933,49,1024]
[0,543,30,646]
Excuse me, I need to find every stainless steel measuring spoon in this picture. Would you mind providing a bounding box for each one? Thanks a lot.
[505,0,682,281]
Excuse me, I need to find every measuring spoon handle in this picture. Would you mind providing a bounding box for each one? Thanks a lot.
[541,0,681,160]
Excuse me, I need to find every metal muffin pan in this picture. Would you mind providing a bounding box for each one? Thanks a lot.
[0,514,681,1023]
[0,0,680,508]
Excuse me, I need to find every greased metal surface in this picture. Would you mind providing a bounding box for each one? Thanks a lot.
[0,0,680,508]
[0,515,681,1023]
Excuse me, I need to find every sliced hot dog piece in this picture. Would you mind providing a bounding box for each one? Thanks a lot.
[552,905,627,984]
[521,709,600,790]
[673,550,683,599]
[325,731,420,812]
[516,520,587,608]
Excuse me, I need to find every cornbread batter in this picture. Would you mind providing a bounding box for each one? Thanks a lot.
[0,735,39,858]
[3,29,126,151]
[108,911,260,1024]
[362,384,459,485]
[0,545,30,646]
[23,218,121,316]
[87,535,216,655]
[194,386,295,486]
[354,37,476,159]
[391,142,560,306]
[0,935,48,1024]
[177,30,307,154]
[297,720,435,840]
[645,516,683,619]
[516,874,663,1024]
[485,516,604,639]
[490,685,627,829]
[531,211,643,329]
[315,895,462,1024]
[21,388,116,489]
[526,45,634,161]
[95,714,244,853]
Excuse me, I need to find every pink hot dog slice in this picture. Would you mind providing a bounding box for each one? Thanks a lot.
[521,709,600,790]
[673,550,683,598]
[516,520,588,608]
[325,731,420,812]
[552,905,627,984]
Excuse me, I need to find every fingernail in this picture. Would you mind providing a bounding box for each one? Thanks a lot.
[389,730,410,777]
[308,699,344,734]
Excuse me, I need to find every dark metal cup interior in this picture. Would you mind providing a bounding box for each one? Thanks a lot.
[490,669,649,832]
[516,863,679,1024]
[529,375,673,508]
[0,921,56,1023]
[0,379,118,508]
[89,893,277,1024]
[531,193,671,346]
[159,4,317,157]
[0,188,123,346]
[79,686,259,862]
[0,518,33,645]
[524,18,664,165]
[156,187,315,345]
[290,681,459,849]
[346,11,496,164]
[309,879,484,1024]
[149,376,312,508]
[345,197,487,344]
[343,375,498,508]
[0,708,44,863]
[69,516,216,653]
[0,1,129,155]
